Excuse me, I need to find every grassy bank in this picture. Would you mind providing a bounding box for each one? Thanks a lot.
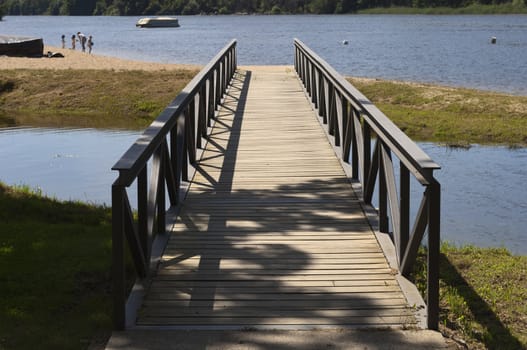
[2,69,525,147]
[349,78,527,147]
[358,3,527,14]
[0,183,119,349]
[413,244,527,349]
[0,68,197,130]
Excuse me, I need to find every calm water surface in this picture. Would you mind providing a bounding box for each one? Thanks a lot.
[0,127,140,204]
[420,143,526,254]
[0,127,525,254]
[1,15,526,94]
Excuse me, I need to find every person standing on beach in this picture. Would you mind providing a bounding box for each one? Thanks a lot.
[71,35,76,49]
[61,34,65,49]
[77,32,87,52]
[87,36,93,54]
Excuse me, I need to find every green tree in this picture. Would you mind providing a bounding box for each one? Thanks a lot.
[144,0,162,14]
[309,0,337,12]
[1,0,525,15]
[93,0,108,14]
[182,0,200,13]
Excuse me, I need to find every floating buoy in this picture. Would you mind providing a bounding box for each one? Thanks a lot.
[342,40,349,45]
[490,36,497,44]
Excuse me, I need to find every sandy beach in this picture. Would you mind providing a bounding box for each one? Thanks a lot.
[0,46,201,71]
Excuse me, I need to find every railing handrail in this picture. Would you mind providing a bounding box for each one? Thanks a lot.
[294,39,440,330]
[113,39,237,186]
[294,38,440,184]
[112,39,237,330]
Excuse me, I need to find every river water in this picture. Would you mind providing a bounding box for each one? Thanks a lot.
[1,15,526,253]
[1,14,527,94]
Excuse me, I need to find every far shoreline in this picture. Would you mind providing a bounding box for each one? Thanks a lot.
[1,3,527,16]
[2,46,525,97]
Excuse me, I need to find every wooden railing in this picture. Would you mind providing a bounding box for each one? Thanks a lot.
[111,40,237,330]
[294,39,441,330]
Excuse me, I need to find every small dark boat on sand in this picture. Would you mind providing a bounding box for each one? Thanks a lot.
[0,35,44,57]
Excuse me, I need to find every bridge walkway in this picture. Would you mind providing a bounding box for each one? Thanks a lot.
[135,66,416,329]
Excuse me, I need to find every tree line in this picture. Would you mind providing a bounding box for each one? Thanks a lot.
[1,0,525,15]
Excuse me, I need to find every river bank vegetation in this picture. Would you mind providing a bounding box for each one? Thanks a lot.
[0,183,116,349]
[349,77,527,147]
[413,244,527,349]
[0,69,197,130]
[1,69,525,146]
[1,0,526,15]
[358,1,527,13]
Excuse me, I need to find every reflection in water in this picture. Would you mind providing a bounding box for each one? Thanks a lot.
[0,128,525,254]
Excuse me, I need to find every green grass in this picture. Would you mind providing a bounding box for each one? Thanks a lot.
[412,243,527,349]
[0,182,120,349]
[357,3,527,14]
[0,69,197,130]
[349,78,527,147]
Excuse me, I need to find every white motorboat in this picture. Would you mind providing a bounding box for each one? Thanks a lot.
[136,17,180,28]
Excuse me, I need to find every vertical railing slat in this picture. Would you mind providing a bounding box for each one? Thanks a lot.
[378,142,389,233]
[400,163,410,265]
[112,183,125,331]
[137,166,148,261]
[350,108,359,179]
[427,181,441,330]
[381,144,401,241]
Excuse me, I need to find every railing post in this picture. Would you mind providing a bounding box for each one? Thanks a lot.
[294,46,298,72]
[182,117,189,182]
[342,98,350,156]
[303,56,308,91]
[233,43,237,73]
[400,163,410,264]
[328,83,337,137]
[312,64,318,106]
[156,147,166,235]
[138,166,148,261]
[170,127,180,204]
[215,64,221,108]
[198,84,207,147]
[220,60,226,99]
[318,74,326,122]
[350,108,359,179]
[207,74,214,125]
[379,142,389,233]
[362,121,371,192]
[112,183,125,330]
[427,180,441,330]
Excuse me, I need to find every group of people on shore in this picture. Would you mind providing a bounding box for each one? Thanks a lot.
[61,32,93,54]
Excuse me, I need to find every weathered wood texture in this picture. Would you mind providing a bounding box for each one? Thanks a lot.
[136,67,415,329]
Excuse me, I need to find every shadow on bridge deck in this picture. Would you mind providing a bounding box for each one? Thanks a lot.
[105,66,449,349]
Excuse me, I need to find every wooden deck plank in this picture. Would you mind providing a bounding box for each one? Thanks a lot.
[153,273,398,280]
[136,66,414,329]
[138,316,416,326]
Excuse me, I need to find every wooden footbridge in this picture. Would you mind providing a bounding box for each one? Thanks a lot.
[110,40,441,339]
